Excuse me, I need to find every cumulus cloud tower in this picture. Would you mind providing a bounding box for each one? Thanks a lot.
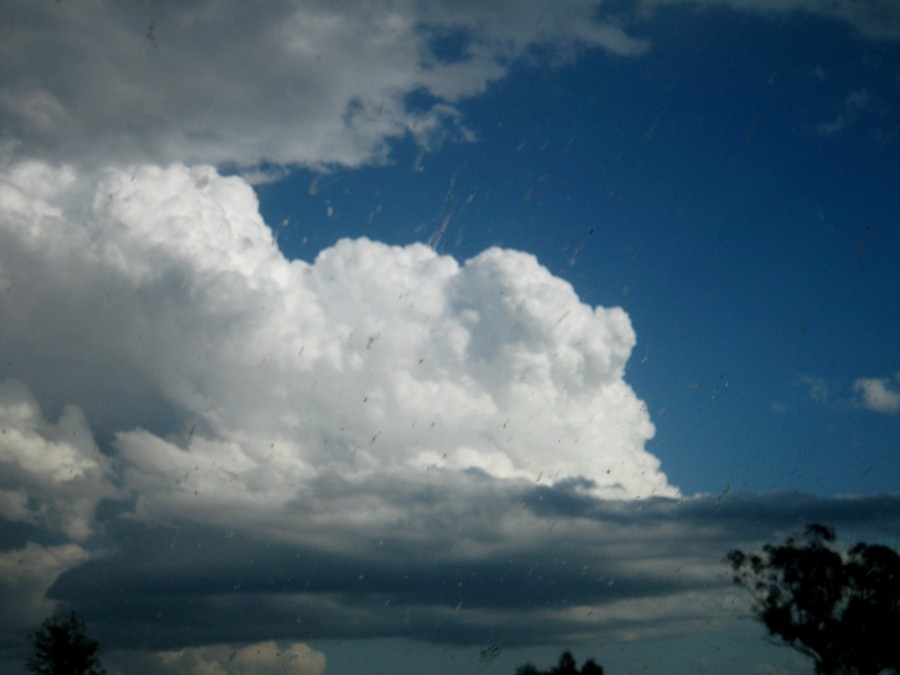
[0,162,677,518]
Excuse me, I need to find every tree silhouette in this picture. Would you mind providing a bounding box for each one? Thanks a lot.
[727,523,899,675]
[515,650,604,674]
[25,611,106,675]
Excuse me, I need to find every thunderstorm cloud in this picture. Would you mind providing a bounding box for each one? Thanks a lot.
[2,1,898,670]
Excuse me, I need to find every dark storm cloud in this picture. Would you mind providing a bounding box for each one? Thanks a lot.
[45,483,900,651]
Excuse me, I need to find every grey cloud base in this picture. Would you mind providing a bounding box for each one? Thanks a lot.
[4,159,897,662]
[46,487,900,652]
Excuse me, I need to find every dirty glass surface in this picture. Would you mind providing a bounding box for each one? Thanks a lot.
[0,2,898,674]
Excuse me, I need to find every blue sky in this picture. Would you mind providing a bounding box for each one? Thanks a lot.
[254,6,900,498]
[0,2,898,674]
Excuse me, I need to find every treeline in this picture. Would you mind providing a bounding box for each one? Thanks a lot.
[515,650,603,674]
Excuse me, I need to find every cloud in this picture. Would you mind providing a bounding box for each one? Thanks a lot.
[0,1,648,174]
[798,373,900,414]
[0,156,896,673]
[0,4,658,657]
[0,543,90,630]
[2,2,897,668]
[106,641,325,675]
[2,0,896,178]
[0,160,674,512]
[854,375,900,414]
[43,488,900,652]
[0,379,115,541]
[0,158,680,658]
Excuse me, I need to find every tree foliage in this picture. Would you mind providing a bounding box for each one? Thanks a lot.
[727,523,900,675]
[515,650,604,675]
[25,611,106,675]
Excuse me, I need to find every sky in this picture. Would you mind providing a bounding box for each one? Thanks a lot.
[0,1,898,674]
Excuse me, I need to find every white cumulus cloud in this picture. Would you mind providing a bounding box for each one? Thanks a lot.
[0,160,676,541]
[108,641,325,675]
[0,158,686,656]
[854,375,900,414]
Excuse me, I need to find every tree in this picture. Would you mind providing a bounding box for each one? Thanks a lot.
[727,523,900,675]
[25,611,106,675]
[515,650,604,675]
